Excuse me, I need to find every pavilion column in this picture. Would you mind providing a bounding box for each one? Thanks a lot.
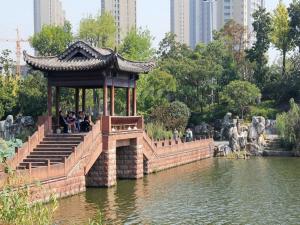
[47,83,52,117]
[103,78,108,116]
[82,88,86,112]
[110,84,115,116]
[75,88,79,114]
[55,87,60,128]
[126,87,131,116]
[132,80,137,116]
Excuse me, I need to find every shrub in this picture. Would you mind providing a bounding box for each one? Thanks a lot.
[150,101,190,132]
[276,98,300,149]
[0,139,22,163]
[145,123,172,140]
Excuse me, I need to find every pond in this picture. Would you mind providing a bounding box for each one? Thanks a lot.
[54,158,300,224]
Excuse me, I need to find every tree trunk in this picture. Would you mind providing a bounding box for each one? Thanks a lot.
[282,50,286,77]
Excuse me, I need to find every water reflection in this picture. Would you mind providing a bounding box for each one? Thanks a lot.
[54,158,300,225]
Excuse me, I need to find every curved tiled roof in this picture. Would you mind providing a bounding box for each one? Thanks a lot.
[24,41,155,73]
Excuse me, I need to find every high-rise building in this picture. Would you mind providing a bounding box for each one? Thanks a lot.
[190,0,217,48]
[34,0,65,34]
[101,0,137,45]
[171,0,265,48]
[170,0,190,45]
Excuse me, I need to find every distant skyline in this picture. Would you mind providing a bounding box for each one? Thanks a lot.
[0,0,292,63]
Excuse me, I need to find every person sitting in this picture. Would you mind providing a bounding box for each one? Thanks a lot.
[66,111,76,133]
[59,111,68,133]
[80,115,90,132]
[76,111,84,132]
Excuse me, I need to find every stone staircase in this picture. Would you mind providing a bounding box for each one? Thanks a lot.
[17,134,85,170]
[264,135,285,151]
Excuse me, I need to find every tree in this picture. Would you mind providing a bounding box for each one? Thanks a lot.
[137,69,176,114]
[288,0,300,52]
[30,23,73,56]
[246,7,272,88]
[119,28,155,61]
[0,75,19,119]
[17,74,47,119]
[271,1,293,77]
[79,12,116,48]
[220,80,261,119]
[0,50,14,75]
[157,32,192,60]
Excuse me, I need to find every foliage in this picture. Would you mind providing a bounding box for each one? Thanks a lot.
[0,50,14,75]
[145,122,172,140]
[17,74,47,119]
[137,69,176,114]
[288,0,300,52]
[30,23,73,56]
[150,101,190,132]
[0,75,19,119]
[248,100,279,120]
[220,81,261,119]
[276,98,300,149]
[271,1,293,77]
[246,7,272,88]
[0,139,22,163]
[119,28,155,61]
[79,12,116,48]
[0,173,58,225]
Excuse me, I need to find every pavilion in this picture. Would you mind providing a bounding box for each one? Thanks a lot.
[24,41,155,129]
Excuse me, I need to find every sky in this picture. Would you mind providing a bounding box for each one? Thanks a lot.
[0,0,293,63]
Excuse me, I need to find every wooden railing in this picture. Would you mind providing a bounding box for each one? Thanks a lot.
[102,116,144,133]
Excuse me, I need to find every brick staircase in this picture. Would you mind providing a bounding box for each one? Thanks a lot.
[17,134,85,170]
[264,135,285,151]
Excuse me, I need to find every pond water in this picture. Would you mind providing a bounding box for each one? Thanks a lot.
[54,158,300,225]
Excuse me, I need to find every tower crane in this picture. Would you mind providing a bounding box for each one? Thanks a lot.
[0,28,29,76]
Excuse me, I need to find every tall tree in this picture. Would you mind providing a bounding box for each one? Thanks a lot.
[119,28,155,61]
[30,22,73,56]
[288,0,300,52]
[246,7,272,88]
[79,12,116,48]
[271,1,293,77]
[0,50,14,75]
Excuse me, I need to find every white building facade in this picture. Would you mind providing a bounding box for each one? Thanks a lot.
[34,0,65,34]
[101,0,137,45]
[170,0,265,48]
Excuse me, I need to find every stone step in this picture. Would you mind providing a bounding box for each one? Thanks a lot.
[36,145,75,149]
[19,162,57,167]
[41,141,80,145]
[33,147,74,152]
[27,155,69,159]
[30,151,73,156]
[23,158,64,163]
[43,138,83,142]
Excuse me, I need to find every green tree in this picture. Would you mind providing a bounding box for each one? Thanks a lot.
[220,80,261,119]
[119,28,155,61]
[0,75,19,119]
[288,0,300,52]
[246,7,272,88]
[30,22,73,56]
[17,74,47,119]
[271,1,293,77]
[79,12,116,48]
[137,69,176,115]
[0,50,14,75]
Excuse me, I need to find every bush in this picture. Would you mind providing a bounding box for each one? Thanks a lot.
[276,98,300,149]
[0,139,22,163]
[248,100,279,120]
[145,123,173,140]
[150,101,190,132]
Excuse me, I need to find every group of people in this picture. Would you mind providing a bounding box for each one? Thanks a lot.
[173,128,193,142]
[59,111,91,134]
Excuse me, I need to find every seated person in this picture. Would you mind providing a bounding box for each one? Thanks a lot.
[66,111,76,133]
[76,111,84,131]
[59,111,68,133]
[80,115,91,132]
